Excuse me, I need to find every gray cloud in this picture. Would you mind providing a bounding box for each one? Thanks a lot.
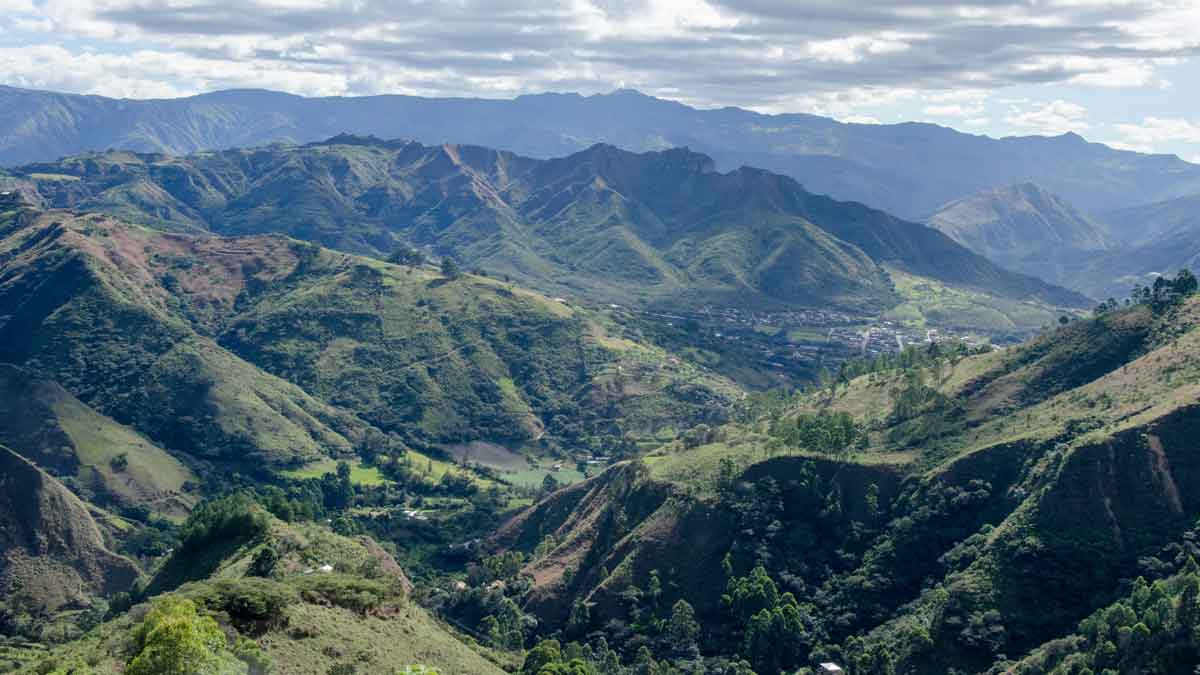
[7,0,1200,109]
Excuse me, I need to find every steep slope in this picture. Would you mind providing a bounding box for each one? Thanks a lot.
[15,502,507,675]
[0,207,739,465]
[1102,190,1200,247]
[2,85,1198,219]
[0,210,370,469]
[0,364,196,517]
[1063,191,1200,300]
[927,183,1116,288]
[12,137,1087,314]
[0,445,140,626]
[486,288,1200,674]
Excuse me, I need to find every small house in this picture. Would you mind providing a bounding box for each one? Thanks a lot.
[818,663,845,674]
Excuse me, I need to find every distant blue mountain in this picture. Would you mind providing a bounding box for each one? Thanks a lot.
[3,85,1198,219]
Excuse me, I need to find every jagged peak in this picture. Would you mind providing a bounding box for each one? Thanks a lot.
[567,142,716,174]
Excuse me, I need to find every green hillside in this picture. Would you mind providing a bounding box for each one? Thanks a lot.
[11,498,508,675]
[477,277,1200,674]
[0,208,739,471]
[12,137,1087,319]
[0,211,369,469]
[0,364,196,518]
[0,445,140,644]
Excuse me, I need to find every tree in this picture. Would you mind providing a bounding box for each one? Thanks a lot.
[536,660,598,675]
[647,570,663,612]
[741,593,808,674]
[126,597,245,675]
[248,545,279,578]
[566,599,591,635]
[632,646,658,675]
[542,474,560,495]
[233,637,273,675]
[716,457,739,497]
[324,462,355,510]
[178,494,268,555]
[855,644,896,675]
[441,257,462,279]
[387,246,425,266]
[522,640,563,675]
[785,411,862,456]
[1173,268,1198,297]
[668,599,700,654]
[723,565,779,622]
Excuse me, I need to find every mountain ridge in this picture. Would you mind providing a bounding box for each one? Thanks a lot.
[10,136,1090,315]
[2,84,1198,219]
[927,182,1118,289]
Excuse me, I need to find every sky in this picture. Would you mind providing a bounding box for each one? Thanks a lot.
[3,0,1199,162]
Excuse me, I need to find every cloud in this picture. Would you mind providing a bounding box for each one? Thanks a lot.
[3,0,1199,161]
[1113,117,1200,146]
[1004,100,1090,135]
[923,103,984,118]
[2,0,1197,108]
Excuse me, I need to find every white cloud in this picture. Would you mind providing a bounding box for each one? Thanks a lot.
[3,0,1196,108]
[1004,100,1090,135]
[753,87,917,118]
[0,0,1197,160]
[1113,117,1200,146]
[803,34,915,64]
[923,103,984,118]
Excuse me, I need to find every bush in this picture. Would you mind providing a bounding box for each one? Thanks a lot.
[293,574,394,615]
[387,246,425,267]
[179,494,269,554]
[234,637,273,675]
[126,597,245,675]
[185,578,297,631]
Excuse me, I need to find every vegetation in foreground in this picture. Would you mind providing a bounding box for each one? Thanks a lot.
[464,271,1200,674]
[4,189,1200,674]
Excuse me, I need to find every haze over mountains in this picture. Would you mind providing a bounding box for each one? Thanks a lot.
[927,183,1118,288]
[8,136,1086,315]
[3,85,1199,222]
[1072,193,1200,300]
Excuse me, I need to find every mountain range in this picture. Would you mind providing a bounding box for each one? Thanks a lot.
[926,182,1118,288]
[7,136,1086,317]
[486,281,1200,675]
[2,85,1198,221]
[9,82,1200,675]
[1071,192,1200,299]
[0,205,740,471]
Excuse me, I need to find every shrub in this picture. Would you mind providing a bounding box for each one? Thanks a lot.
[181,578,296,635]
[179,494,269,554]
[293,575,393,615]
[126,597,245,675]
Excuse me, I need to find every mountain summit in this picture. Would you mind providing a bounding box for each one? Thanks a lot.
[2,85,1198,219]
[927,182,1117,288]
[12,136,1087,313]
